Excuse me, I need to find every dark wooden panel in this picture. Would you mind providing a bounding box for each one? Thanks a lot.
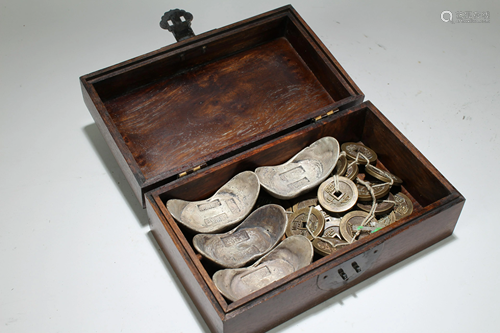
[104,37,335,184]
[287,6,365,98]
[285,16,353,101]
[92,15,289,102]
[81,79,144,204]
[359,102,452,206]
[81,5,365,205]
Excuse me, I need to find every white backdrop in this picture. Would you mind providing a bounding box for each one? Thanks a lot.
[1,0,498,332]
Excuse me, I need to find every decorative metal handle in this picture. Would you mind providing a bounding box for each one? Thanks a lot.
[160,9,195,42]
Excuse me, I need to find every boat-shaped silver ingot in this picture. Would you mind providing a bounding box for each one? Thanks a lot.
[213,235,313,302]
[255,137,339,200]
[166,171,260,233]
[193,204,287,268]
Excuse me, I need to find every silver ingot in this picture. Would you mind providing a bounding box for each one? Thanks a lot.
[255,137,340,200]
[166,171,260,233]
[213,235,313,302]
[193,205,287,268]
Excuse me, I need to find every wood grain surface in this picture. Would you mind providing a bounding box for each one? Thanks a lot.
[80,5,363,205]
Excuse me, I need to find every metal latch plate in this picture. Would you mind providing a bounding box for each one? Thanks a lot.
[317,242,384,291]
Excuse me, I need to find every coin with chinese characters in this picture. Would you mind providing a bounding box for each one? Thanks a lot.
[365,164,403,186]
[357,193,395,215]
[286,207,325,240]
[318,176,358,213]
[332,153,348,176]
[341,142,378,164]
[291,192,318,212]
[377,211,396,227]
[356,180,391,201]
[393,192,413,220]
[322,225,341,239]
[339,211,378,243]
[344,161,359,181]
[312,237,349,256]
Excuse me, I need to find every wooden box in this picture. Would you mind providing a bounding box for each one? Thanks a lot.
[80,5,464,333]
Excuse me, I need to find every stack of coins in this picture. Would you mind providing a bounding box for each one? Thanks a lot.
[277,142,414,257]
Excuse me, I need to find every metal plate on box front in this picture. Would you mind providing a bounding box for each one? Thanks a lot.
[317,243,384,291]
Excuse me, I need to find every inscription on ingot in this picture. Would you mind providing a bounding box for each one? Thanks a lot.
[221,230,250,247]
[197,199,221,212]
[241,265,271,286]
[225,198,241,214]
[287,177,310,189]
[279,166,305,182]
[204,213,228,226]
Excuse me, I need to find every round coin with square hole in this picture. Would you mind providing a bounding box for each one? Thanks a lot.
[341,142,378,164]
[357,193,395,215]
[318,176,358,213]
[286,207,325,240]
[340,211,378,243]
[365,164,403,186]
[291,192,318,212]
[393,192,413,220]
[344,161,359,181]
[356,180,391,201]
[332,153,348,176]
[377,211,396,227]
[312,237,349,256]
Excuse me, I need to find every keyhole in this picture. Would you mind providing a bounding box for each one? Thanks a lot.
[338,269,348,281]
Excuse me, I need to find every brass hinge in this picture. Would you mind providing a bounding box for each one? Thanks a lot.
[178,163,207,178]
[313,109,339,122]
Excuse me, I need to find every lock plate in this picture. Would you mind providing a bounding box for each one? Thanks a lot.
[317,242,384,291]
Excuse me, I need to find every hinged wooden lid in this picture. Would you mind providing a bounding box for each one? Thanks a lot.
[80,5,364,206]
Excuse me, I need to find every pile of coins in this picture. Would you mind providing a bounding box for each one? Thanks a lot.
[259,142,414,257]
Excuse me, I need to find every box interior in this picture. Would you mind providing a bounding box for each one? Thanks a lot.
[87,13,359,187]
[151,103,454,311]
